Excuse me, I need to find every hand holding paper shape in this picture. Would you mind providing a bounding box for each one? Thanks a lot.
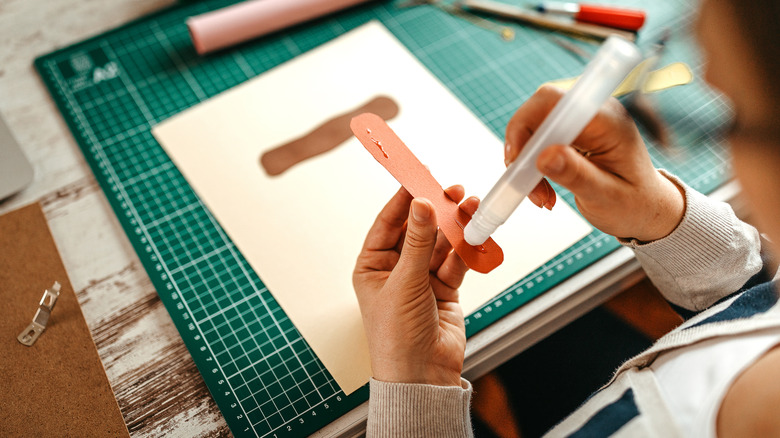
[351,113,503,273]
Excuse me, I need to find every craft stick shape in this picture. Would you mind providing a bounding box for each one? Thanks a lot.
[350,113,504,274]
[261,96,399,176]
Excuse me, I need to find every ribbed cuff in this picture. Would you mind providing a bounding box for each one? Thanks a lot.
[619,170,735,276]
[367,378,473,437]
[619,170,761,309]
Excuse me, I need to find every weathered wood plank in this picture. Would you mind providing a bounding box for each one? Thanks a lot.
[0,0,232,436]
[77,260,230,436]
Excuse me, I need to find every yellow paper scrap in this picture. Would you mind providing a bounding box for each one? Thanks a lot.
[544,62,694,96]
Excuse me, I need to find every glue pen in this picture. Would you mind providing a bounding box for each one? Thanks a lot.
[464,35,642,246]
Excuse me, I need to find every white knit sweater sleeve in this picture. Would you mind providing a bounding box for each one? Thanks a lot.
[367,378,473,437]
[620,171,763,311]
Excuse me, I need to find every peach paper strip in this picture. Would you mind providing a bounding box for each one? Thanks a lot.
[351,113,504,274]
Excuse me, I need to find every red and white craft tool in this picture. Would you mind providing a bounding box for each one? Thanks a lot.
[534,2,646,31]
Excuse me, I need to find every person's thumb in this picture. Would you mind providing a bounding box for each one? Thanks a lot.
[537,145,610,202]
[395,198,438,287]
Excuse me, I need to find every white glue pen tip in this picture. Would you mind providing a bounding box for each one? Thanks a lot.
[464,221,489,246]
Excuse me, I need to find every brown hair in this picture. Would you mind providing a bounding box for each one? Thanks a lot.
[726,0,780,102]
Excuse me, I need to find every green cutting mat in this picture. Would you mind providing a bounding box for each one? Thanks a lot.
[35,0,730,435]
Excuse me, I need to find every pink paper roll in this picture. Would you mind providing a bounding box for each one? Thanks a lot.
[187,0,375,55]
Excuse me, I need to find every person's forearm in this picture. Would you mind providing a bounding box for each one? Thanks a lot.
[620,170,763,311]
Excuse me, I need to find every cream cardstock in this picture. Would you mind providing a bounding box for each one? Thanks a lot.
[153,21,592,394]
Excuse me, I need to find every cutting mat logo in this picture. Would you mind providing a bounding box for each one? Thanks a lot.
[93,62,119,83]
[70,53,93,74]
[71,52,119,83]
[58,48,119,89]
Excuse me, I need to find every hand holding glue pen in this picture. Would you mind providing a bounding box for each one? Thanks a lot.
[464,36,643,246]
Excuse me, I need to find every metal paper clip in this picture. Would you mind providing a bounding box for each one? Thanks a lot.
[17,282,61,346]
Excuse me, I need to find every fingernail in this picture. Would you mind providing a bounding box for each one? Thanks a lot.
[411,199,430,222]
[541,153,565,174]
[504,142,512,167]
[544,184,555,210]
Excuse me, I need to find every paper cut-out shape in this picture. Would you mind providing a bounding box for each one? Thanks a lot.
[351,113,504,273]
[261,96,399,176]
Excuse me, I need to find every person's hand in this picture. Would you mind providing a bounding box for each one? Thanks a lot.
[353,185,477,387]
[505,86,685,242]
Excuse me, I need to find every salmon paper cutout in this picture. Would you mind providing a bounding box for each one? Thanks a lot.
[351,113,504,273]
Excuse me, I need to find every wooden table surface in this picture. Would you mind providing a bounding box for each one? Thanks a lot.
[0,0,231,435]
